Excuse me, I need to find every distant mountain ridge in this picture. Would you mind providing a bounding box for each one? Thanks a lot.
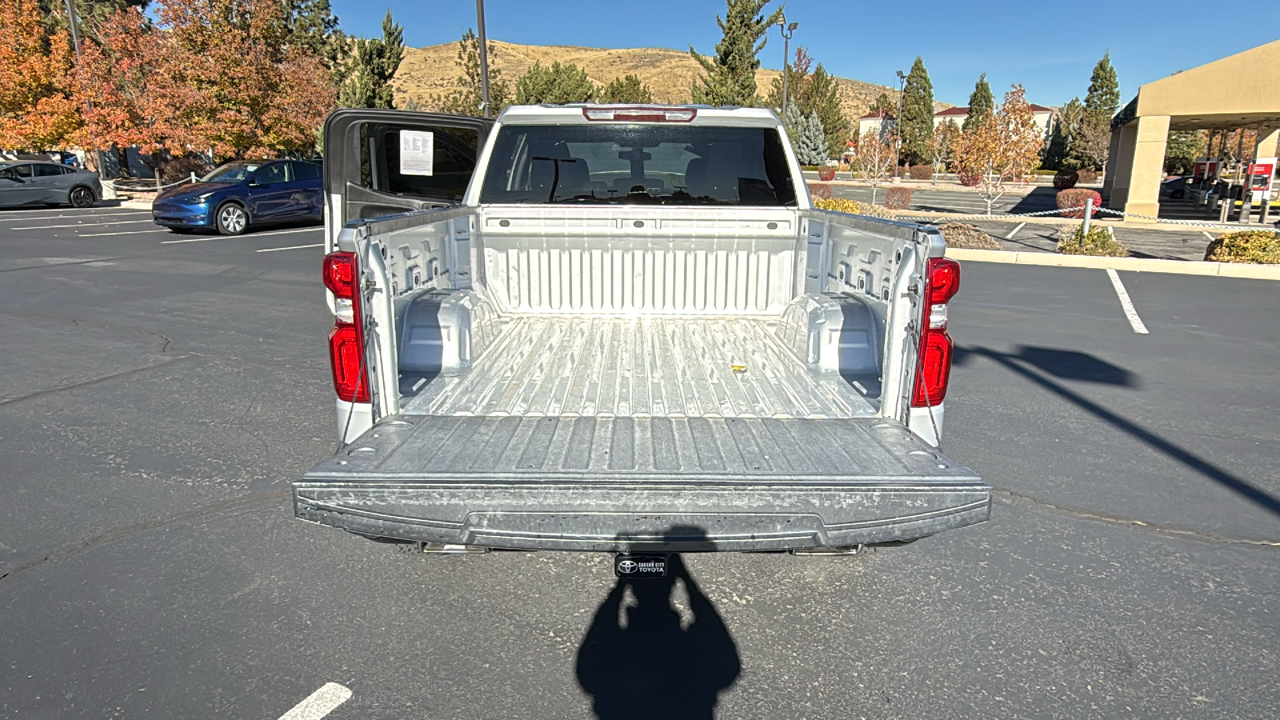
[392,40,952,122]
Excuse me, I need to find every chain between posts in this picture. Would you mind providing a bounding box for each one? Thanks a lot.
[886,204,1269,231]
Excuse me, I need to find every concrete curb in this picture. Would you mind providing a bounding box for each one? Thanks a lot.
[945,248,1280,280]
[119,199,153,209]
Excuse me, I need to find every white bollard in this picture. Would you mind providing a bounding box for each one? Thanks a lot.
[1083,197,1094,234]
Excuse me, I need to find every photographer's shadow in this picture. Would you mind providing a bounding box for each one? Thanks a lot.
[576,553,740,720]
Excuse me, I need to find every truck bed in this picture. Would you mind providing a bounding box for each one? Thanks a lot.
[400,315,879,419]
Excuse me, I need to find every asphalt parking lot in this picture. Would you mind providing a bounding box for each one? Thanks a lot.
[1,205,1278,718]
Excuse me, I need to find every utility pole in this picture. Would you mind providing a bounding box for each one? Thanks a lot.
[63,0,105,177]
[894,70,905,176]
[476,0,492,118]
[776,17,798,124]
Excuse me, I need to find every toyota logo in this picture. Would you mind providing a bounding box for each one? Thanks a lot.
[617,560,638,574]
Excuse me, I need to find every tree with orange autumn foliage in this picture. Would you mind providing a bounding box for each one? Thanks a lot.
[0,0,83,151]
[74,0,335,174]
[151,0,335,158]
[951,85,1044,215]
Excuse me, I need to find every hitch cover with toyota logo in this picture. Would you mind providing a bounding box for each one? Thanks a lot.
[613,554,668,578]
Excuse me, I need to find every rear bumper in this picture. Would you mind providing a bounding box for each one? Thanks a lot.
[292,479,991,552]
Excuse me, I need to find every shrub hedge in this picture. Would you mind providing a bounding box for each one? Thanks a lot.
[1052,170,1078,190]
[1056,188,1102,218]
[807,182,833,200]
[908,165,933,180]
[1203,230,1280,264]
[885,187,911,210]
[1076,168,1099,183]
[1056,224,1128,257]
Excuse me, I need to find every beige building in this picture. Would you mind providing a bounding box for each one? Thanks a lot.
[858,105,1056,144]
[1104,40,1280,222]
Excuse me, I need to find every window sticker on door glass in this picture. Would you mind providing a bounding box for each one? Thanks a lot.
[400,130,435,176]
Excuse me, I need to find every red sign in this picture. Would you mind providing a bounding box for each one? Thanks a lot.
[1247,160,1275,193]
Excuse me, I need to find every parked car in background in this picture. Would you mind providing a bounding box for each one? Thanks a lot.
[0,161,101,208]
[152,159,322,235]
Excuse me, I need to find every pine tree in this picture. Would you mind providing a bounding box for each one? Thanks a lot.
[765,50,849,159]
[286,0,346,84]
[1072,52,1121,170]
[514,61,597,105]
[900,56,934,166]
[1044,97,1083,169]
[786,104,826,165]
[337,10,403,109]
[430,29,510,116]
[963,73,993,132]
[1084,52,1120,117]
[602,75,653,103]
[689,0,783,106]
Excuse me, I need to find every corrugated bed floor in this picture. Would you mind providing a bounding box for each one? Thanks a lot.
[401,316,877,419]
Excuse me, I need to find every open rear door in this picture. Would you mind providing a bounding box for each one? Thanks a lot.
[322,109,494,253]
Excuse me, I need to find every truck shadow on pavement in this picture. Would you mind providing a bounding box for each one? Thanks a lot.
[955,344,1280,517]
[576,543,740,720]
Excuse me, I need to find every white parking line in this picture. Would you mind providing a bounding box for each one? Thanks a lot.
[0,206,145,215]
[0,210,150,222]
[77,228,171,237]
[278,682,352,720]
[159,227,322,244]
[1202,231,1215,240]
[1006,222,1026,239]
[14,219,155,230]
[257,243,324,253]
[1105,268,1149,334]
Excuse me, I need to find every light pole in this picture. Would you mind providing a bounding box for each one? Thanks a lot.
[777,18,798,123]
[476,0,492,118]
[894,70,905,175]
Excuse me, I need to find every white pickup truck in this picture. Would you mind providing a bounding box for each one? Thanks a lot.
[293,105,988,560]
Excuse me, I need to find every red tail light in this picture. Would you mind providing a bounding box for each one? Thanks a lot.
[912,258,960,407]
[324,251,369,403]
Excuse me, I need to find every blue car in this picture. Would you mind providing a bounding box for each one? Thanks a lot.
[152,159,322,235]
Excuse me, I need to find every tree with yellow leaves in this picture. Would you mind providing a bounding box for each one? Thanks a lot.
[952,85,1044,215]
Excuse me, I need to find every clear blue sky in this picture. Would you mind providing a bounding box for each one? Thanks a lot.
[330,0,1277,108]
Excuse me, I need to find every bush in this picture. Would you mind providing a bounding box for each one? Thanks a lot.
[908,165,933,180]
[814,198,896,219]
[157,154,211,183]
[1030,168,1058,176]
[1056,224,1128,257]
[1076,168,1099,184]
[807,182,833,200]
[1052,170,1079,190]
[958,170,980,187]
[1056,188,1102,218]
[1203,230,1280,264]
[937,222,1000,250]
[885,187,912,210]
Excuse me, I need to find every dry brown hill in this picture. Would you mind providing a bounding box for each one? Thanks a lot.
[392,40,951,123]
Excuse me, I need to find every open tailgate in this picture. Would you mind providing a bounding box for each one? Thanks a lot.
[294,415,989,552]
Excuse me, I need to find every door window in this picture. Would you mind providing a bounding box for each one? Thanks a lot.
[293,162,321,181]
[254,163,292,185]
[10,164,34,179]
[33,164,65,177]
[364,126,479,202]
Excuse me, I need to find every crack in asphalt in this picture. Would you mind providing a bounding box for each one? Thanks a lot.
[994,488,1280,548]
[0,354,198,407]
[0,490,291,587]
